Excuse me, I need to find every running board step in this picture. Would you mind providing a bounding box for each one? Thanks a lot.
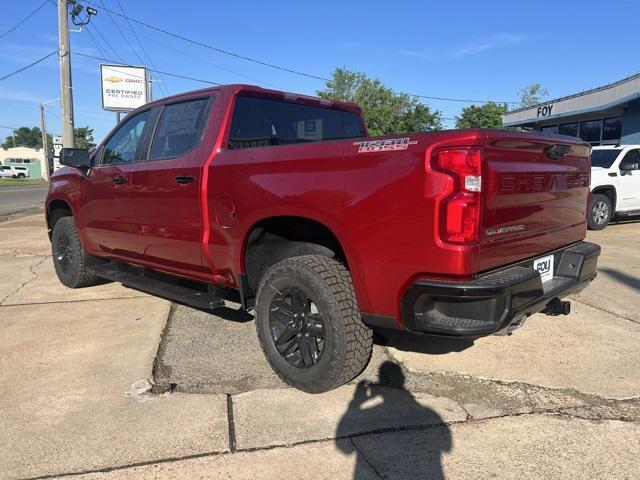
[91,262,225,310]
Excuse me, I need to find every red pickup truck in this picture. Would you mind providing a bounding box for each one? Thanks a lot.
[47,84,600,392]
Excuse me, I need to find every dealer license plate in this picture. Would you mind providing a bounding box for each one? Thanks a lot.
[533,254,554,283]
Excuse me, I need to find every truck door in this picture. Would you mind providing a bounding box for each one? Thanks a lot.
[78,109,151,257]
[128,97,212,277]
[617,148,640,211]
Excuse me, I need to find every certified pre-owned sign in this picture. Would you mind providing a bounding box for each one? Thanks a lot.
[100,64,148,112]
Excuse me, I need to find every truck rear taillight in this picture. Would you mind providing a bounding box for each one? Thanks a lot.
[435,147,482,244]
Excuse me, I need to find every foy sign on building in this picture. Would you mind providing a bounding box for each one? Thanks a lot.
[100,64,148,112]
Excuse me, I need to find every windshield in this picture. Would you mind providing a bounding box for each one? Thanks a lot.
[591,149,621,168]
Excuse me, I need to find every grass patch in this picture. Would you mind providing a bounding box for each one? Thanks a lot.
[0,178,48,187]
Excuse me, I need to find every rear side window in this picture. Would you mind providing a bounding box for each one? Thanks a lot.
[228,95,366,149]
[150,98,211,160]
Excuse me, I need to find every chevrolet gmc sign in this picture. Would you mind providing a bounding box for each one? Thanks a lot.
[100,64,148,112]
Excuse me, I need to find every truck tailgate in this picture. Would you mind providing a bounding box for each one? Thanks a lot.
[478,133,591,272]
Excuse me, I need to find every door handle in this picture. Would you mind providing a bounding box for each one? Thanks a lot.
[112,176,128,185]
[175,175,196,184]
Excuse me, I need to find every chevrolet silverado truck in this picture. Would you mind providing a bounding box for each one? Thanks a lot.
[588,145,640,230]
[47,85,600,393]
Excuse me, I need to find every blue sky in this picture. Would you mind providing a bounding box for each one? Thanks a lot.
[1,0,639,143]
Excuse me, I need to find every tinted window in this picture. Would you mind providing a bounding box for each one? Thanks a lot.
[591,149,621,168]
[579,120,602,143]
[150,98,211,160]
[602,117,622,141]
[102,110,150,165]
[228,96,366,149]
[559,123,578,137]
[621,149,640,167]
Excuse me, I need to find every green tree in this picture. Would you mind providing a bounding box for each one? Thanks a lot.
[317,67,442,136]
[518,83,549,108]
[1,127,43,149]
[455,103,509,129]
[74,126,96,149]
[2,126,96,150]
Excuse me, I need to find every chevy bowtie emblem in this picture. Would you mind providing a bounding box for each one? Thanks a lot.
[104,76,123,83]
[353,137,417,153]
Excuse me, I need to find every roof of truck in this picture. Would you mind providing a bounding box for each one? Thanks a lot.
[143,84,363,114]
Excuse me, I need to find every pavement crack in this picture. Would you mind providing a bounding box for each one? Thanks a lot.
[570,297,640,325]
[227,394,237,453]
[0,255,47,306]
[350,437,384,479]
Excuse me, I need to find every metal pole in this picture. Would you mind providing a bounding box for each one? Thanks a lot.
[147,77,153,102]
[58,0,75,148]
[40,103,50,181]
[116,112,121,124]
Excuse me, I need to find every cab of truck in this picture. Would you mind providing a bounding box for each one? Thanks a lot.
[589,145,640,229]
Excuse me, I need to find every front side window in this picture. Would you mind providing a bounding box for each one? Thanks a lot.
[102,110,150,165]
[621,149,640,168]
[149,98,211,160]
[228,95,366,149]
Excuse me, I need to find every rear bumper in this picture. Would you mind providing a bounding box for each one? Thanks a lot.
[400,241,600,338]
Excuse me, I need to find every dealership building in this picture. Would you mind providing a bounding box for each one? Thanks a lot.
[503,73,640,146]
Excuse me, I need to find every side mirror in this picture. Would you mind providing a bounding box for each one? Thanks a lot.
[620,162,638,172]
[61,148,91,168]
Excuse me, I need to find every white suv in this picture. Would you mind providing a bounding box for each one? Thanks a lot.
[0,165,30,179]
[589,145,640,229]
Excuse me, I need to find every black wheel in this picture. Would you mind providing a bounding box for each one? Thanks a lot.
[255,255,373,393]
[587,193,612,230]
[17,173,25,179]
[51,216,98,288]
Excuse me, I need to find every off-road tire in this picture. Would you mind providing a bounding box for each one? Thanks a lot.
[255,255,373,393]
[587,193,612,230]
[51,216,98,288]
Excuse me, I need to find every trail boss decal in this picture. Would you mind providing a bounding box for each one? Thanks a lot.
[354,137,417,153]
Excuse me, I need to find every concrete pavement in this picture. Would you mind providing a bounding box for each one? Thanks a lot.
[1,214,639,479]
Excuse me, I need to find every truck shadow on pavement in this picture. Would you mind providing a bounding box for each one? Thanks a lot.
[378,330,474,355]
[337,361,451,480]
[600,267,640,292]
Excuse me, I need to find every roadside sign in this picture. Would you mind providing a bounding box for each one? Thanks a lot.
[100,64,148,112]
[52,136,63,171]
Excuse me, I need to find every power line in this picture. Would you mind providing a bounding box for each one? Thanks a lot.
[84,23,108,60]
[112,0,170,97]
[82,0,331,82]
[127,27,280,88]
[73,51,222,86]
[0,0,49,40]
[88,21,125,63]
[0,50,58,82]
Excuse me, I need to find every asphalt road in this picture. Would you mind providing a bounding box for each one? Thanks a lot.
[0,184,48,220]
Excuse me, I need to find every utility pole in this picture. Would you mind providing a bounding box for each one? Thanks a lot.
[58,0,75,148]
[39,102,50,181]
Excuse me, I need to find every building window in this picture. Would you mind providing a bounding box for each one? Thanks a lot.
[541,125,558,135]
[579,120,602,144]
[602,117,622,142]
[559,122,578,137]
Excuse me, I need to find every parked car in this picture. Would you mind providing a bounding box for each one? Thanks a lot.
[0,165,13,178]
[45,84,600,393]
[588,145,640,229]
[0,165,30,179]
